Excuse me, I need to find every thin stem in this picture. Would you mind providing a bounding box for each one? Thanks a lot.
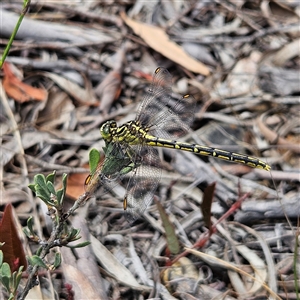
[0,0,31,68]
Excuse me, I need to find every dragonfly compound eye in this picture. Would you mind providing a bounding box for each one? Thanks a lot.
[100,121,115,139]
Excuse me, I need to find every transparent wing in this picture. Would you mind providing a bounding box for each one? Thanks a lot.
[123,145,161,223]
[135,67,172,128]
[85,141,161,223]
[150,94,195,138]
[84,164,121,196]
[135,67,196,139]
[84,142,136,195]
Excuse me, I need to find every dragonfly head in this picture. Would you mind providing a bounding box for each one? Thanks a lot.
[100,120,117,141]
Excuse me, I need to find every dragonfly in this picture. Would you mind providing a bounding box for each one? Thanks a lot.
[85,67,271,223]
[84,142,139,195]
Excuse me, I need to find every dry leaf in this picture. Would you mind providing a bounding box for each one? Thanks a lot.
[66,169,89,200]
[121,12,210,76]
[257,114,300,154]
[2,62,47,103]
[212,51,261,98]
[272,38,300,66]
[0,204,28,271]
[61,263,101,299]
[90,235,151,291]
[39,71,98,105]
[95,69,122,113]
[95,44,126,113]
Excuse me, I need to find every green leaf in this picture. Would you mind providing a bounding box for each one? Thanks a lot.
[0,250,3,266]
[28,255,48,269]
[66,241,91,248]
[8,293,14,300]
[56,189,63,206]
[15,266,23,289]
[0,275,10,292]
[53,253,61,269]
[89,148,101,173]
[34,174,48,191]
[0,262,11,278]
[70,235,81,242]
[26,216,35,235]
[46,171,56,184]
[154,198,180,255]
[35,186,51,203]
[62,173,68,188]
[46,181,56,196]
[35,247,43,256]
[67,228,81,241]
[28,183,36,193]
[34,174,51,202]
[22,228,31,239]
[56,173,67,206]
[11,271,17,291]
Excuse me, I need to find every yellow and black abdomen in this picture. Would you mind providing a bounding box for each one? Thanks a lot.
[144,135,271,171]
